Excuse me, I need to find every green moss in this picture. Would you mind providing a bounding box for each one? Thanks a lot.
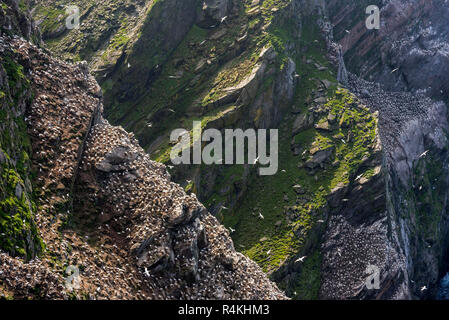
[0,54,44,261]
[2,56,25,88]
[0,164,44,260]
[33,6,66,36]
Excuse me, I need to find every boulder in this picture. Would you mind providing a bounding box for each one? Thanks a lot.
[315,120,332,131]
[292,113,313,135]
[0,149,6,164]
[197,0,233,27]
[15,183,23,199]
[305,146,335,169]
[314,97,327,104]
[105,146,137,165]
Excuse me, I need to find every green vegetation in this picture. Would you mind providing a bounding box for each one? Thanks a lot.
[204,13,378,299]
[0,163,44,259]
[32,0,382,298]
[0,54,44,260]
[412,155,448,240]
[33,6,65,36]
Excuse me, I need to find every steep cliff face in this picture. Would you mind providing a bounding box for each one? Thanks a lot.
[0,0,286,300]
[323,0,449,298]
[0,0,43,261]
[4,0,449,301]
[26,0,430,300]
[326,0,449,101]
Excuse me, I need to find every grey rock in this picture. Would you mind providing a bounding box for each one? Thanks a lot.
[292,113,313,135]
[15,183,23,199]
[305,147,335,169]
[105,146,137,165]
[0,149,6,164]
[95,161,113,173]
[198,0,233,26]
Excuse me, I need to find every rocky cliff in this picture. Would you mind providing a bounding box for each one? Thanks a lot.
[30,0,395,299]
[2,0,449,300]
[0,0,285,299]
[322,0,449,299]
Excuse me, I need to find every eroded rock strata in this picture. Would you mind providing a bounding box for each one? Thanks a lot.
[2,0,449,300]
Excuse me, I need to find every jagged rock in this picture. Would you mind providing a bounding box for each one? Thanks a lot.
[0,149,5,164]
[305,146,335,169]
[292,113,313,135]
[327,183,347,208]
[198,0,233,27]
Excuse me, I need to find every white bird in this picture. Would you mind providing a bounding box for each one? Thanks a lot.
[420,286,427,292]
[295,256,307,263]
[186,180,192,184]
[253,156,260,165]
[221,16,228,23]
[221,206,229,210]
[281,170,286,173]
[345,29,350,34]
[341,139,346,144]
[258,212,264,220]
[167,165,174,169]
[317,220,325,223]
[146,122,153,128]
[391,68,399,73]
[127,63,131,68]
[419,150,429,158]
[229,227,235,233]
[144,267,150,277]
[267,249,272,255]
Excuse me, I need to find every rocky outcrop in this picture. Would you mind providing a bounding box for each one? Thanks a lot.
[73,119,285,299]
[198,0,233,27]
[17,0,449,301]
[323,72,449,299]
[1,0,40,41]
